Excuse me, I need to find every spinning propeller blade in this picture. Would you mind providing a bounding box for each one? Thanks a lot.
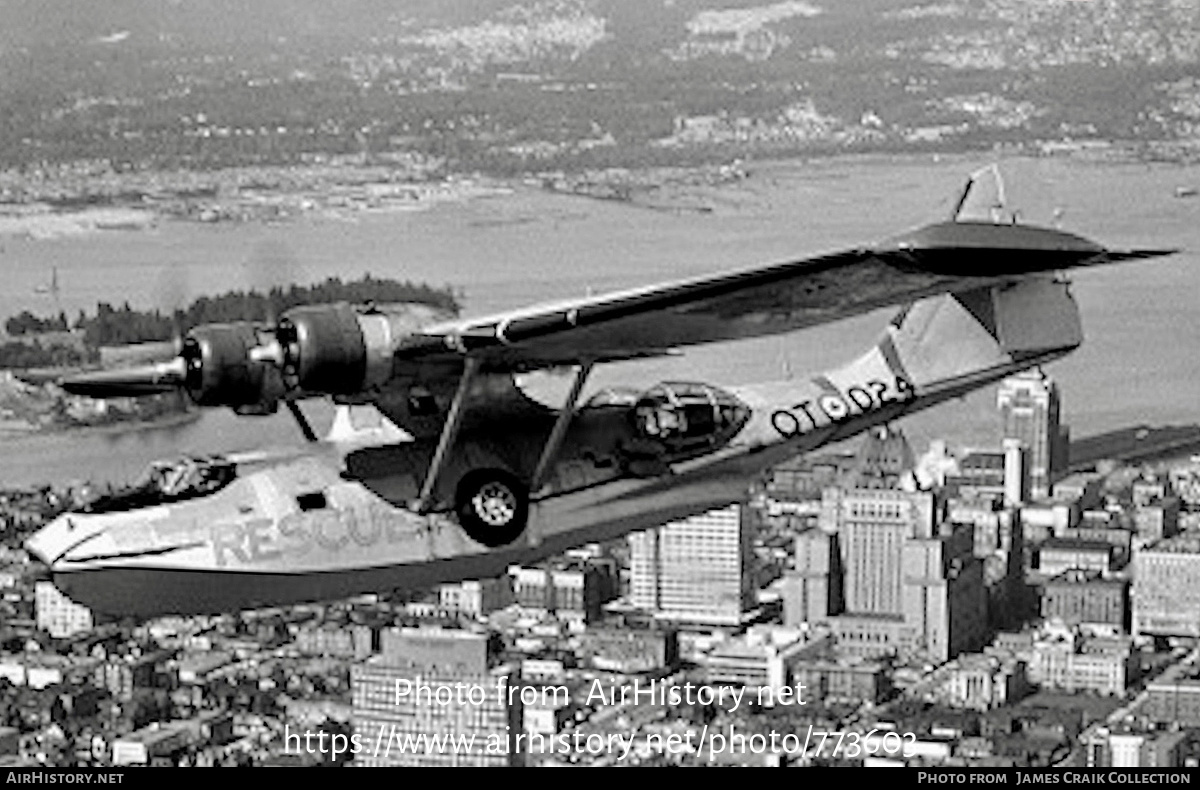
[59,358,187,398]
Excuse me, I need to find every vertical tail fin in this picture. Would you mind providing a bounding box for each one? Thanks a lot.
[871,275,1081,399]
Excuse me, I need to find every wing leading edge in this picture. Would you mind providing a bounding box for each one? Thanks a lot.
[397,221,1176,373]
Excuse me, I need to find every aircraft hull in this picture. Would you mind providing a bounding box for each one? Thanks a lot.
[37,357,1058,618]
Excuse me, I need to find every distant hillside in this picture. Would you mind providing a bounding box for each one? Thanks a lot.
[2,0,1200,172]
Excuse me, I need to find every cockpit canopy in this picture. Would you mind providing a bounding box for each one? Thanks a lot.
[630,381,750,452]
[583,386,643,409]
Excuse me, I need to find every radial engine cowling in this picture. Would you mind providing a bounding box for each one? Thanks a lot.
[280,303,391,396]
[183,323,283,409]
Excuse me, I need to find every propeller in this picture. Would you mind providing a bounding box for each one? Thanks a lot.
[59,357,187,398]
[58,245,324,441]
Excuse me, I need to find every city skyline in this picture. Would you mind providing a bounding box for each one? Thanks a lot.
[3,363,1200,767]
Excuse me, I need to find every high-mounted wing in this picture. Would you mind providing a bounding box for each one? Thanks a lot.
[393,221,1175,372]
[58,218,1174,431]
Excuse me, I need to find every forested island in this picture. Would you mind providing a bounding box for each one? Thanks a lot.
[0,275,460,370]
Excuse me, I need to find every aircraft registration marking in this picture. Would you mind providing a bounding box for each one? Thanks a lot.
[769,374,914,439]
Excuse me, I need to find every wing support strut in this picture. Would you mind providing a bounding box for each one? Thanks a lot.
[286,400,319,443]
[412,356,481,514]
[531,361,594,494]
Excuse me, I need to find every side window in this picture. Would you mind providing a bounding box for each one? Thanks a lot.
[297,492,327,511]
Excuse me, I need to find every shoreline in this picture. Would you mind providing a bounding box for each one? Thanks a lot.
[0,139,1189,239]
[0,407,200,442]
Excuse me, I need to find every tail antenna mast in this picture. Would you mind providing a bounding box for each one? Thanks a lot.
[950,164,1009,223]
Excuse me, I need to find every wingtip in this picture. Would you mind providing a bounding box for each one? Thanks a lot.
[1099,248,1181,263]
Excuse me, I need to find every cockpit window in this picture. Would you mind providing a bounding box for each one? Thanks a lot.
[632,381,749,450]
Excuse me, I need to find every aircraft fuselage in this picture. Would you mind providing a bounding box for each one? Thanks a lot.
[26,277,1083,617]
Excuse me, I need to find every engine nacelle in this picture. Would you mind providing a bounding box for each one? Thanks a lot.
[281,303,397,395]
[182,323,283,408]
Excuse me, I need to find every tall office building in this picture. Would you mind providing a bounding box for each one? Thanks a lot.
[901,520,988,664]
[1003,438,1029,507]
[821,487,987,663]
[822,487,937,617]
[782,527,843,627]
[628,504,756,626]
[351,628,523,767]
[997,370,1067,500]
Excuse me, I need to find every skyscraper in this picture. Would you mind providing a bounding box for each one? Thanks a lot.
[814,430,989,663]
[782,527,843,627]
[351,627,523,767]
[997,369,1067,500]
[901,519,988,664]
[628,504,756,626]
[822,487,937,617]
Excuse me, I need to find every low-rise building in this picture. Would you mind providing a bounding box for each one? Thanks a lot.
[789,636,891,705]
[1020,503,1078,546]
[175,651,233,684]
[93,653,162,701]
[1145,679,1200,728]
[1133,535,1200,638]
[294,623,372,659]
[111,723,191,767]
[1052,473,1103,510]
[577,627,678,674]
[704,628,808,695]
[940,654,1030,711]
[1134,498,1181,545]
[1133,478,1171,508]
[1028,630,1136,696]
[1083,725,1189,768]
[1041,570,1128,630]
[511,564,608,623]
[438,578,513,618]
[1037,538,1113,577]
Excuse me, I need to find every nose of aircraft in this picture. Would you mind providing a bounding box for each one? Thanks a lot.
[22,522,58,587]
[24,515,90,603]
[24,529,53,568]
[23,512,78,569]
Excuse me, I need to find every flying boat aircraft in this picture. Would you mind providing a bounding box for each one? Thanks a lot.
[24,174,1176,618]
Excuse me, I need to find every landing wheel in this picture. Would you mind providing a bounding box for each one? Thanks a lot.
[455,470,529,548]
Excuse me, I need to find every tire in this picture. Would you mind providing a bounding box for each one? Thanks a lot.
[454,470,529,548]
